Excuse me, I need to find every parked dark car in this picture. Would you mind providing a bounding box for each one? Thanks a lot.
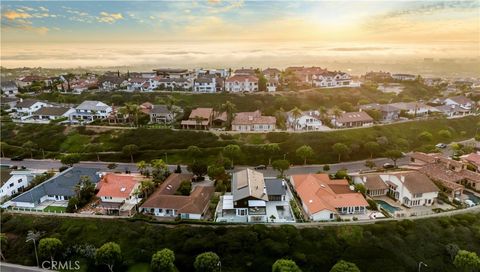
[383,163,394,169]
[254,165,267,170]
[11,156,24,161]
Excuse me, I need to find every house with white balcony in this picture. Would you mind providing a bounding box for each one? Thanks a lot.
[225,75,259,92]
[352,171,439,207]
[193,76,217,93]
[70,100,112,123]
[312,71,353,88]
[96,173,142,215]
[286,110,324,131]
[216,169,294,223]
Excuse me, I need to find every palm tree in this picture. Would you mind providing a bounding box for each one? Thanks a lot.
[139,179,154,198]
[221,101,237,129]
[291,107,302,131]
[26,230,44,267]
[136,160,149,175]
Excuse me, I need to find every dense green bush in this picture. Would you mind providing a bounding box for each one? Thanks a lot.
[1,214,480,272]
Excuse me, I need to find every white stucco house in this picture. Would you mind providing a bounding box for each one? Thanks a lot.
[0,169,44,201]
[286,110,323,131]
[70,100,112,123]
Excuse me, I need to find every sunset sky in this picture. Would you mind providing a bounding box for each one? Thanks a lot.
[1,0,479,69]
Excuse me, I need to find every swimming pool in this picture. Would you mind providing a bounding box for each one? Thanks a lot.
[464,191,480,205]
[376,200,401,214]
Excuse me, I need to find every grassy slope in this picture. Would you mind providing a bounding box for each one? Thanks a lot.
[2,116,478,165]
[2,213,480,272]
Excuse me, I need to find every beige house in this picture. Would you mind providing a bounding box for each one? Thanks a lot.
[231,110,276,132]
[181,107,214,130]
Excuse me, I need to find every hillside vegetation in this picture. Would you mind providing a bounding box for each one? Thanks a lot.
[2,213,480,272]
[1,116,478,165]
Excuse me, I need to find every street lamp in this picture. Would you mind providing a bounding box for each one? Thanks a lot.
[164,152,168,164]
[418,261,428,272]
[217,260,221,272]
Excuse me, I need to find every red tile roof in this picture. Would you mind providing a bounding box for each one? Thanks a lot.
[291,174,368,214]
[96,173,141,198]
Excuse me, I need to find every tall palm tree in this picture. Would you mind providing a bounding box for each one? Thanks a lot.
[221,101,237,129]
[129,103,141,126]
[139,179,154,198]
[26,230,44,267]
[136,161,149,175]
[291,107,302,131]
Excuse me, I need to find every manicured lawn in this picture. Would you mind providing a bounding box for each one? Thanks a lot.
[43,206,67,213]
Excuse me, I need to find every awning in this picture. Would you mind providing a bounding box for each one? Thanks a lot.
[248,200,266,207]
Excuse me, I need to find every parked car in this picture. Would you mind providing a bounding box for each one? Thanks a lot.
[254,165,267,170]
[383,163,394,169]
[435,143,447,149]
[11,155,24,161]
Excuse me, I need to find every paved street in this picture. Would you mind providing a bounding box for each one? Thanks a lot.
[0,263,50,272]
[0,155,411,177]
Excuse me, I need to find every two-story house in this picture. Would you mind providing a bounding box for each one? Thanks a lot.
[15,99,51,116]
[225,75,259,93]
[216,169,294,223]
[148,104,177,124]
[96,173,142,215]
[286,110,324,131]
[0,169,44,201]
[193,76,217,93]
[70,100,113,123]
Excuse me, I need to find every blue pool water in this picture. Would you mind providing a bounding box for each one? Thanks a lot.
[464,191,480,204]
[376,200,401,213]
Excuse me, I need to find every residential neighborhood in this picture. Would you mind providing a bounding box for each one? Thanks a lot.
[1,1,480,271]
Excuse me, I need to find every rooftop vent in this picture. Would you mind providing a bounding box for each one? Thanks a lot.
[120,187,126,192]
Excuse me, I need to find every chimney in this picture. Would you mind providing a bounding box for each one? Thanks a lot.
[248,116,253,121]
[362,176,367,183]
[400,176,405,183]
